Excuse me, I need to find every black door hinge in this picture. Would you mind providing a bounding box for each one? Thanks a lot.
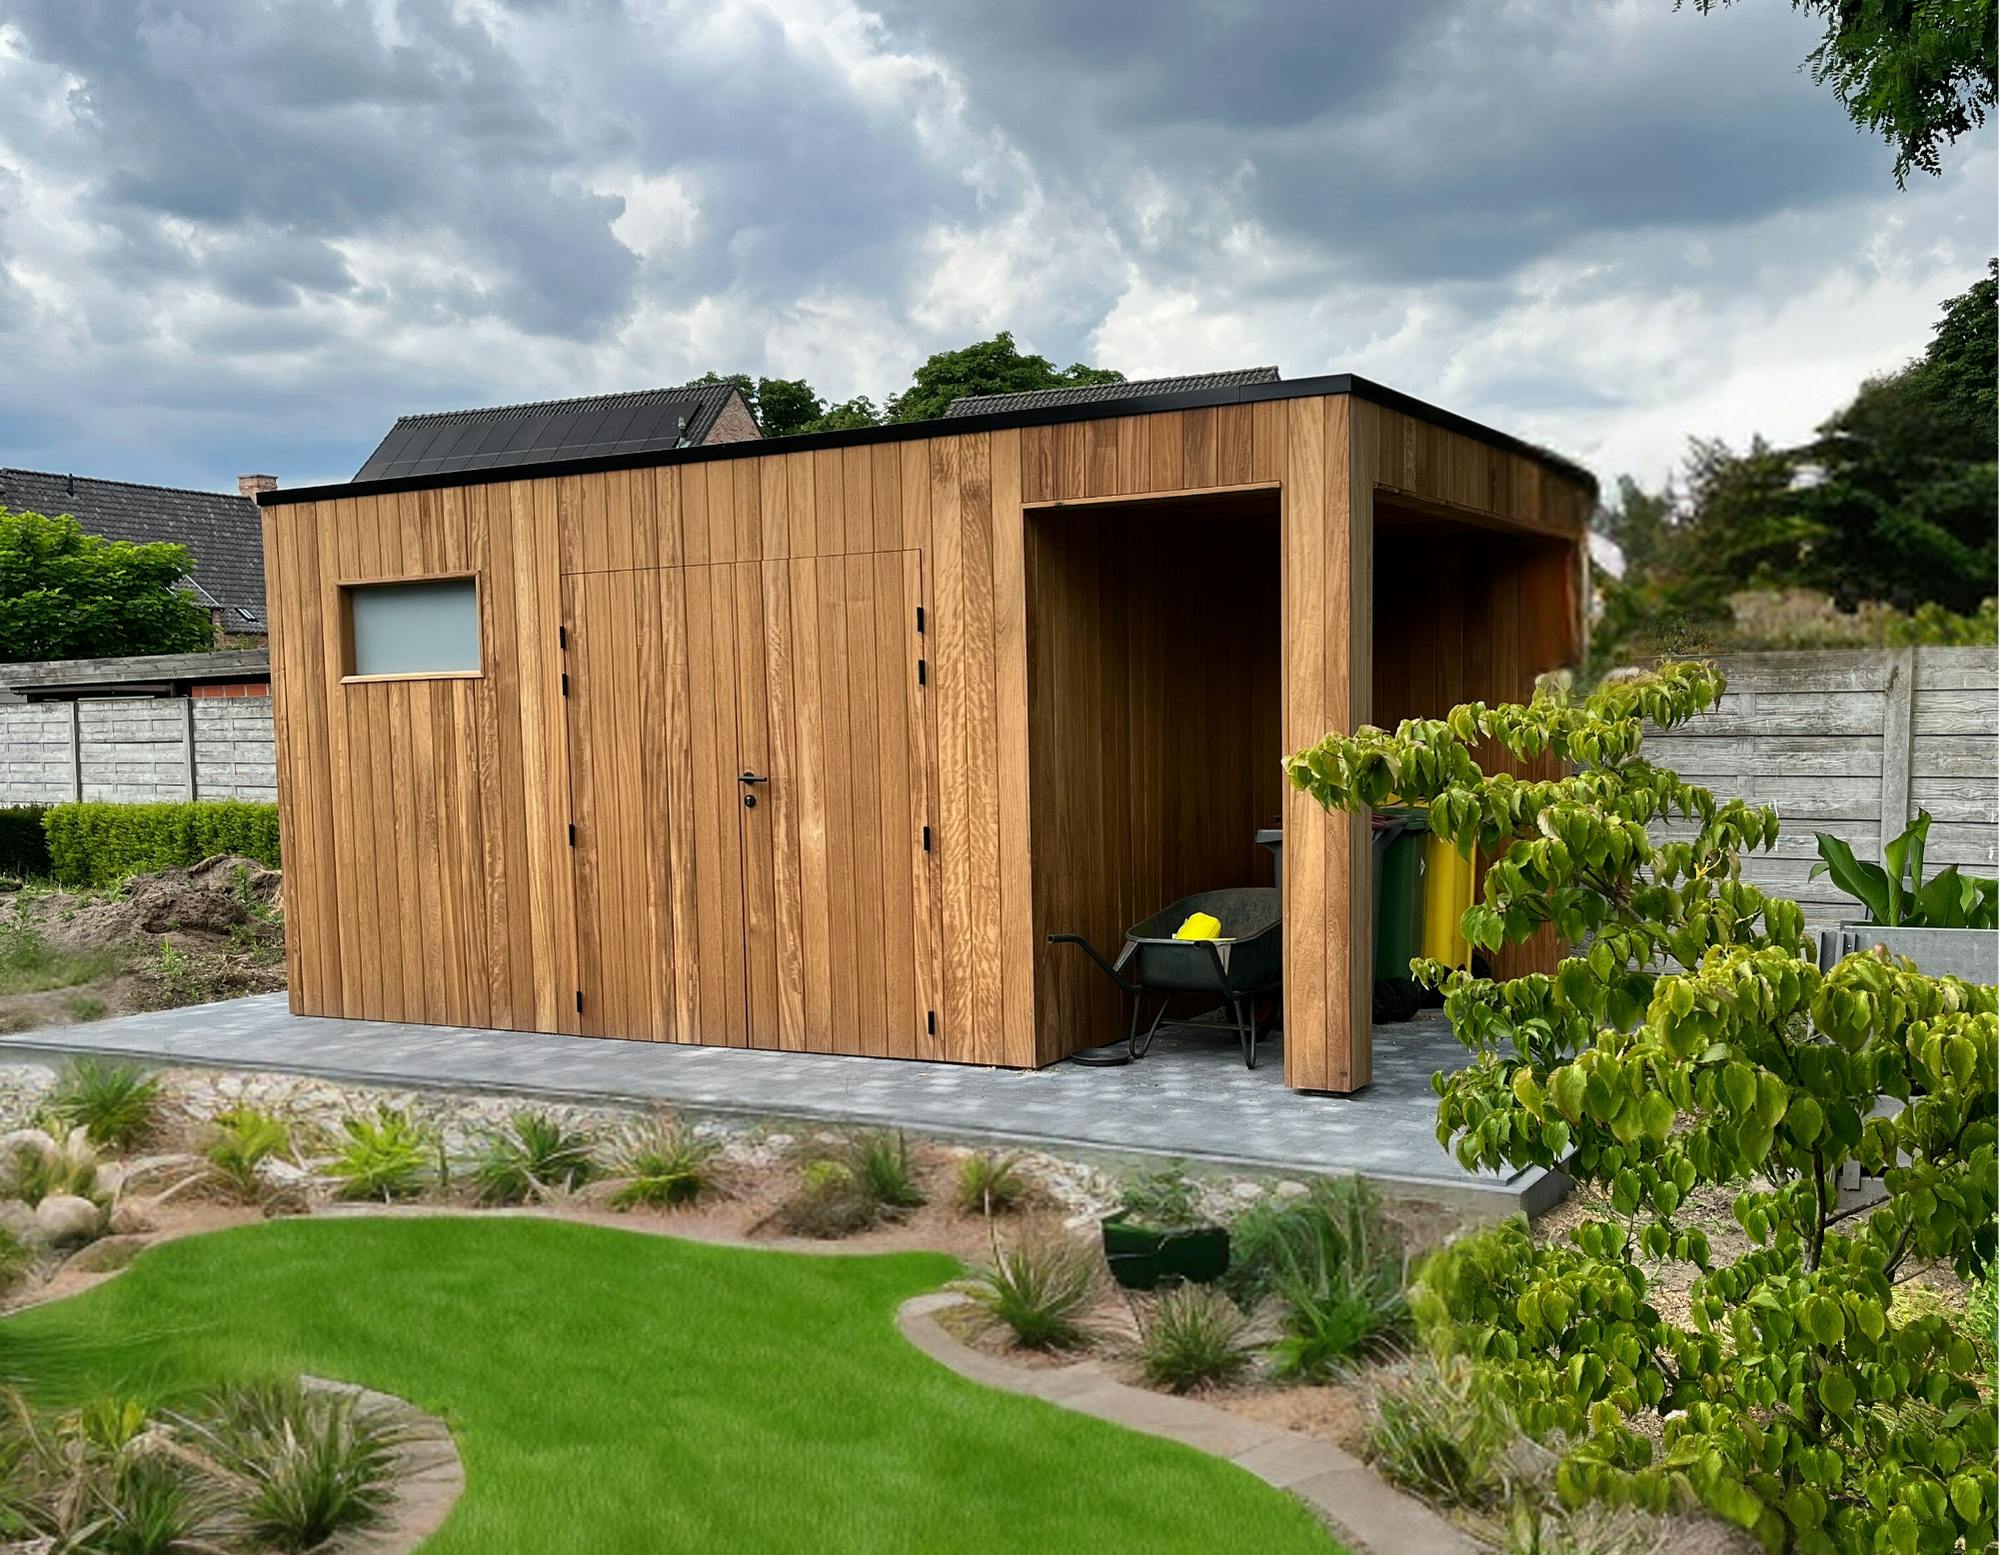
[576,990,584,1014]
[567,822,576,847]
[922,824,932,852]
[561,672,570,697]
[559,625,568,650]
[927,1010,937,1037]
[916,658,927,686]
[915,605,925,634]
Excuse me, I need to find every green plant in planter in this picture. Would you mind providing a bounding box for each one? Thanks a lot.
[1103,1164,1228,1290]
[1811,810,1999,928]
[1286,659,1997,1554]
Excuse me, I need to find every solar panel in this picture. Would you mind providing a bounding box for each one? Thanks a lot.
[354,392,704,482]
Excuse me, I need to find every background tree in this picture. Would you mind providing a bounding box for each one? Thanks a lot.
[1590,262,1998,667]
[887,332,1123,422]
[0,508,214,662]
[1688,0,1997,184]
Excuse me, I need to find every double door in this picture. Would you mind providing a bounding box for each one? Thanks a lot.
[564,551,941,1056]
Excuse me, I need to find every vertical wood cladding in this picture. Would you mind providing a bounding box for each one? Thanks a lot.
[267,391,1589,1088]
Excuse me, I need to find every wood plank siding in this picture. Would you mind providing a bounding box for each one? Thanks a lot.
[265,383,1591,1091]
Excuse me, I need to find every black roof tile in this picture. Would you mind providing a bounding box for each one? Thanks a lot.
[354,381,748,482]
[943,366,1281,417]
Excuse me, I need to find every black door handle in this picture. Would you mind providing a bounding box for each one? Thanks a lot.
[739,771,769,784]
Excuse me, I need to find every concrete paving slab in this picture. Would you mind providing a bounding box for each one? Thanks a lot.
[0,994,1559,1206]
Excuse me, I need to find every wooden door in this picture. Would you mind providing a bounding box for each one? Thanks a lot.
[566,553,940,1055]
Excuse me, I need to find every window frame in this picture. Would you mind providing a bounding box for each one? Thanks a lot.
[335,570,486,684]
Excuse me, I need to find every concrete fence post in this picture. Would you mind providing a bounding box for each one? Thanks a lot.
[183,695,199,801]
[1878,646,1916,854]
[68,701,82,803]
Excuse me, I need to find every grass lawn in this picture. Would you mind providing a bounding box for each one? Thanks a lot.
[2,1216,1343,1554]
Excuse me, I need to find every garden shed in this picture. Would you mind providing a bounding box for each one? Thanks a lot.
[259,375,1592,1093]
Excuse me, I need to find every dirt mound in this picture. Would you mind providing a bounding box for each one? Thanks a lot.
[33,857,282,956]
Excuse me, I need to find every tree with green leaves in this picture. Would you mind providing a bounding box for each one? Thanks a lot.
[1687,0,1997,185]
[0,507,215,663]
[888,332,1123,423]
[1591,262,1998,663]
[1286,660,1996,1553]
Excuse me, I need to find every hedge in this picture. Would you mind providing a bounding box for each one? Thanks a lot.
[0,806,51,878]
[43,801,282,888]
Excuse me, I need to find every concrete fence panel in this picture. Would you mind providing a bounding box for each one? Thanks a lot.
[0,694,277,807]
[1644,647,1998,921]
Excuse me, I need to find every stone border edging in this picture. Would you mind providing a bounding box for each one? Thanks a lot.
[302,1377,464,1554]
[896,1292,1478,1555]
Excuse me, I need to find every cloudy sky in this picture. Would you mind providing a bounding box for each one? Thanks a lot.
[0,0,1991,496]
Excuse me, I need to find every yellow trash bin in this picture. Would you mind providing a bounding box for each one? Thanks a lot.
[1421,828,1475,973]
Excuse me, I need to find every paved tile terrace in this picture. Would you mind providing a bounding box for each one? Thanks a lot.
[0,995,1560,1211]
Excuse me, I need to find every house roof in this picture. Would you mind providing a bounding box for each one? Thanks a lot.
[943,366,1281,418]
[0,468,266,632]
[264,373,1598,509]
[354,381,749,483]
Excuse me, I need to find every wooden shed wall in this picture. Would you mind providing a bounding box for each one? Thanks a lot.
[265,390,1591,1091]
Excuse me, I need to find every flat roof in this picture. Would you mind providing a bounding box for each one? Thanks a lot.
[259,373,1596,509]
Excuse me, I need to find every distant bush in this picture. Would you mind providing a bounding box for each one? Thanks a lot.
[43,801,281,888]
[0,806,50,877]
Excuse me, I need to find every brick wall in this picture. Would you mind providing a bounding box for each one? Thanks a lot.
[0,694,278,805]
[701,391,762,445]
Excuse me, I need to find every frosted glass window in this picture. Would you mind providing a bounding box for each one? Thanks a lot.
[346,578,480,676]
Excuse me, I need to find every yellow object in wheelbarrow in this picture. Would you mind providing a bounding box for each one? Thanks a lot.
[1173,911,1223,941]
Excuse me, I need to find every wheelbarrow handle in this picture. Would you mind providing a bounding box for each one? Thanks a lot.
[1045,933,1142,995]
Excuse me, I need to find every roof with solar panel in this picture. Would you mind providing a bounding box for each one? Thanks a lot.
[353,381,754,482]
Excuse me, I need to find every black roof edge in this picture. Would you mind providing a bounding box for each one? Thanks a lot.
[261,373,1597,509]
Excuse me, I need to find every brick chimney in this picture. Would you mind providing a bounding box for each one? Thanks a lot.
[238,474,278,501]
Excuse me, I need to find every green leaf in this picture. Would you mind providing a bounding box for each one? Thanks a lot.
[1884,810,1931,903]
[1811,833,1894,924]
[1949,1473,1984,1523]
[1639,1091,1675,1147]
[1816,1368,1856,1417]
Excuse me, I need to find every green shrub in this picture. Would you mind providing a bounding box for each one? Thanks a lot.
[1117,1163,1203,1229]
[773,1160,879,1239]
[842,1130,926,1211]
[47,1057,160,1150]
[325,1108,436,1202]
[954,1150,1031,1216]
[203,1106,292,1198]
[1223,1177,1392,1311]
[0,807,50,878]
[608,1117,720,1209]
[92,1450,219,1555]
[1133,1284,1256,1393]
[469,1111,597,1205]
[1363,1355,1514,1509]
[1290,659,1998,1552]
[43,800,281,888]
[1265,1225,1409,1382]
[177,1380,399,1553]
[954,1234,1099,1350]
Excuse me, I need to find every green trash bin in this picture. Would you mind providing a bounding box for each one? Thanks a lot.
[1373,808,1428,985]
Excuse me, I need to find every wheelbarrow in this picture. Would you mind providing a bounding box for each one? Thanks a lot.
[1048,887,1282,1069]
